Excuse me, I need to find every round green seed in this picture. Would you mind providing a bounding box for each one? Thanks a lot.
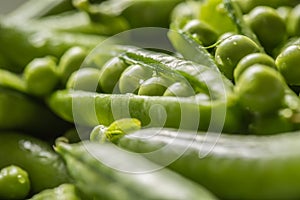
[119,64,153,94]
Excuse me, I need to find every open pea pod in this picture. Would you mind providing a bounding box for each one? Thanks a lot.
[168,26,219,71]
[119,47,233,99]
[48,46,244,133]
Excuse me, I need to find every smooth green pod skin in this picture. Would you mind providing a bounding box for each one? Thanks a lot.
[215,34,261,80]
[287,4,300,36]
[0,87,71,138]
[24,56,60,96]
[29,184,83,200]
[247,6,287,53]
[113,127,300,200]
[0,22,105,72]
[0,69,27,93]
[99,57,128,93]
[234,53,276,81]
[48,89,245,133]
[249,113,295,135]
[275,45,300,85]
[55,141,218,200]
[58,46,88,85]
[118,64,153,94]
[138,76,171,96]
[235,64,285,115]
[0,132,71,194]
[5,0,74,22]
[0,165,30,200]
[163,82,195,97]
[182,19,218,46]
[66,68,102,92]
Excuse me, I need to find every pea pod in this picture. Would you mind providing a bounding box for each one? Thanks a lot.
[0,69,26,93]
[55,140,218,200]
[29,184,84,200]
[105,127,300,200]
[168,23,220,71]
[119,47,233,99]
[0,87,71,138]
[48,89,245,133]
[74,0,183,28]
[5,0,74,23]
[28,10,128,36]
[0,21,106,72]
[0,132,71,194]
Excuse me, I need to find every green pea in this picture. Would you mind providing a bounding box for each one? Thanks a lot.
[215,34,260,80]
[138,76,171,96]
[182,19,218,46]
[0,132,70,194]
[287,4,300,36]
[249,113,294,135]
[275,44,300,85]
[99,57,128,93]
[247,6,287,52]
[66,68,101,92]
[0,165,30,200]
[58,46,88,85]
[119,64,153,94]
[163,82,195,97]
[234,53,276,81]
[24,56,59,96]
[235,64,285,114]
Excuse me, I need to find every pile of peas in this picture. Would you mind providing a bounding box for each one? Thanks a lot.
[179,1,300,134]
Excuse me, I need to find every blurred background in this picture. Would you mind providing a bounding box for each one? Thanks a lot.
[0,0,24,14]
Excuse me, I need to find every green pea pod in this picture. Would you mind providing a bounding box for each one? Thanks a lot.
[108,127,300,200]
[0,21,106,72]
[29,10,128,36]
[0,132,71,194]
[0,69,27,92]
[0,87,71,139]
[120,47,233,99]
[29,184,84,200]
[5,0,74,22]
[74,0,183,28]
[168,23,220,71]
[48,89,245,133]
[55,140,218,200]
